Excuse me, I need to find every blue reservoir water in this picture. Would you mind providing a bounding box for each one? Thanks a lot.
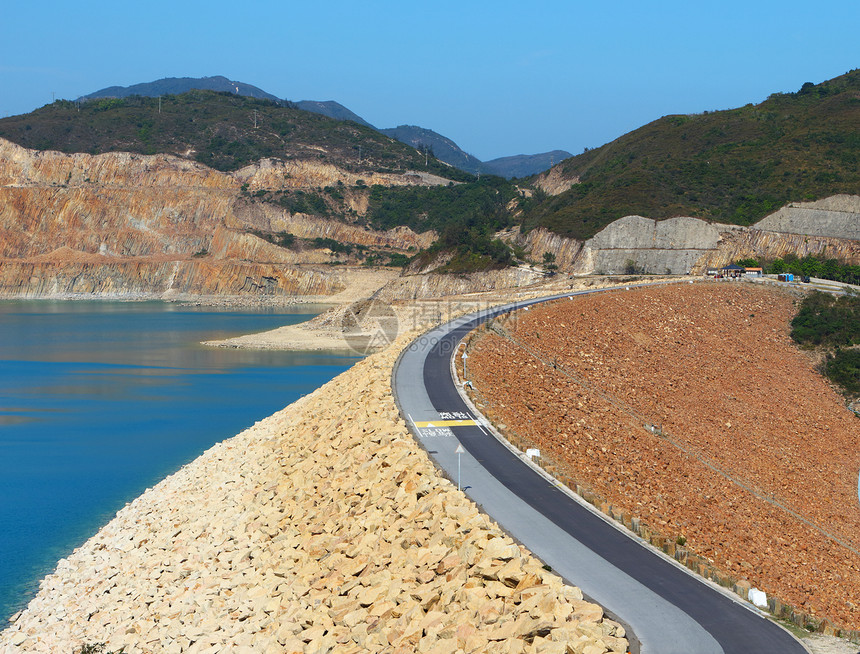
[0,301,360,623]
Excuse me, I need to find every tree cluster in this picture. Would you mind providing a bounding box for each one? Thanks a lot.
[790,291,860,399]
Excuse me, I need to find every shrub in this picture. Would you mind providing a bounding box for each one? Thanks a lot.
[824,349,860,396]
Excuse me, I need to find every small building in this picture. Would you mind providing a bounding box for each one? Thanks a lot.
[744,267,763,277]
[720,263,745,278]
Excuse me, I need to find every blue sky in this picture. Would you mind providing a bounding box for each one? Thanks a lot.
[1,1,857,161]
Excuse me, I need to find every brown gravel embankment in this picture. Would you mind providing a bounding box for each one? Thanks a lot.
[466,281,860,630]
[1,333,626,654]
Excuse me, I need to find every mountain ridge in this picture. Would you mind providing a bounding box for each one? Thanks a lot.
[523,68,860,239]
[79,75,282,103]
[74,75,569,177]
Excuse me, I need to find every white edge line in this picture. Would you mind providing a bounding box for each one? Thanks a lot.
[446,290,811,645]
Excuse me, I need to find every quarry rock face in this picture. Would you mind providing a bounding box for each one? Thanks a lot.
[578,215,733,275]
[1,136,857,299]
[0,139,441,300]
[507,203,857,278]
[571,206,859,275]
[756,195,860,240]
[586,215,731,251]
[0,258,349,299]
[370,268,546,302]
[503,227,584,271]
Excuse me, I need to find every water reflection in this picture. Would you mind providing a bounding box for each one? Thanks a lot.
[0,300,359,623]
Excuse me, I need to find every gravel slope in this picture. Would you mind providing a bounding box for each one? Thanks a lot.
[467,281,860,630]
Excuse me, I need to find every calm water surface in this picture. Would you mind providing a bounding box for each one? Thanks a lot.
[0,301,360,623]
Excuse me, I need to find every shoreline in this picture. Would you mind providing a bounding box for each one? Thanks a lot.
[203,274,675,353]
[0,292,340,307]
[0,332,627,653]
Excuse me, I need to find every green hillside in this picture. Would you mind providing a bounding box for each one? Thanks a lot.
[522,70,860,240]
[0,91,470,178]
[2,72,858,256]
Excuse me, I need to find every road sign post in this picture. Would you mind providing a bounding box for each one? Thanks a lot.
[455,443,465,490]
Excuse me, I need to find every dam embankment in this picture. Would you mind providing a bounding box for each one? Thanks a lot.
[0,332,627,654]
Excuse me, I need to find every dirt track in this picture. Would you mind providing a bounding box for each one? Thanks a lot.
[467,281,860,629]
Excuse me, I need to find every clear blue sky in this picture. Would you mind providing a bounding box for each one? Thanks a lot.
[1,1,857,161]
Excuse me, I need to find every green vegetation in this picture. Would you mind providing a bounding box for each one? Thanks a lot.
[0,91,471,177]
[521,69,860,240]
[366,176,520,273]
[791,291,860,399]
[430,225,514,273]
[790,291,860,347]
[735,254,860,285]
[367,176,517,233]
[312,237,354,254]
[768,255,860,285]
[240,229,413,268]
[246,229,297,248]
[386,252,411,267]
[824,350,860,396]
[261,189,330,216]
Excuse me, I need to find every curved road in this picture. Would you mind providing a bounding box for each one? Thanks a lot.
[392,287,806,654]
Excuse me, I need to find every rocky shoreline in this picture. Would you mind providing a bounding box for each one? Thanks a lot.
[0,332,626,654]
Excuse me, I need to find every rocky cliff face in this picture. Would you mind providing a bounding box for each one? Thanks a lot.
[2,136,857,301]
[0,258,348,299]
[233,157,452,192]
[697,227,860,271]
[502,226,583,271]
[755,195,860,241]
[370,267,546,302]
[577,216,742,275]
[0,139,444,300]
[226,201,435,251]
[515,200,860,275]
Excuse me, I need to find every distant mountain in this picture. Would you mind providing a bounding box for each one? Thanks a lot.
[295,101,374,128]
[379,126,570,178]
[482,150,572,179]
[0,91,471,179]
[79,76,281,103]
[75,76,569,177]
[380,126,484,175]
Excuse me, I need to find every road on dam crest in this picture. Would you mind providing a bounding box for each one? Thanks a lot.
[392,285,806,654]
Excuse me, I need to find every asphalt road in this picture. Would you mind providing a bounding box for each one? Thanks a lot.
[391,288,806,654]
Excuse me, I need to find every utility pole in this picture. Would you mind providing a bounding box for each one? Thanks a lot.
[358,145,362,163]
[253,109,258,128]
[158,96,161,114]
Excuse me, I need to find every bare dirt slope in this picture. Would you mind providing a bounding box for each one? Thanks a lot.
[467,281,860,629]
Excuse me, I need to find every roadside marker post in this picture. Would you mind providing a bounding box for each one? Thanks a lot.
[455,443,465,490]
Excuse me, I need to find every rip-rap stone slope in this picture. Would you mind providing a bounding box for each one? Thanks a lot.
[1,333,626,654]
